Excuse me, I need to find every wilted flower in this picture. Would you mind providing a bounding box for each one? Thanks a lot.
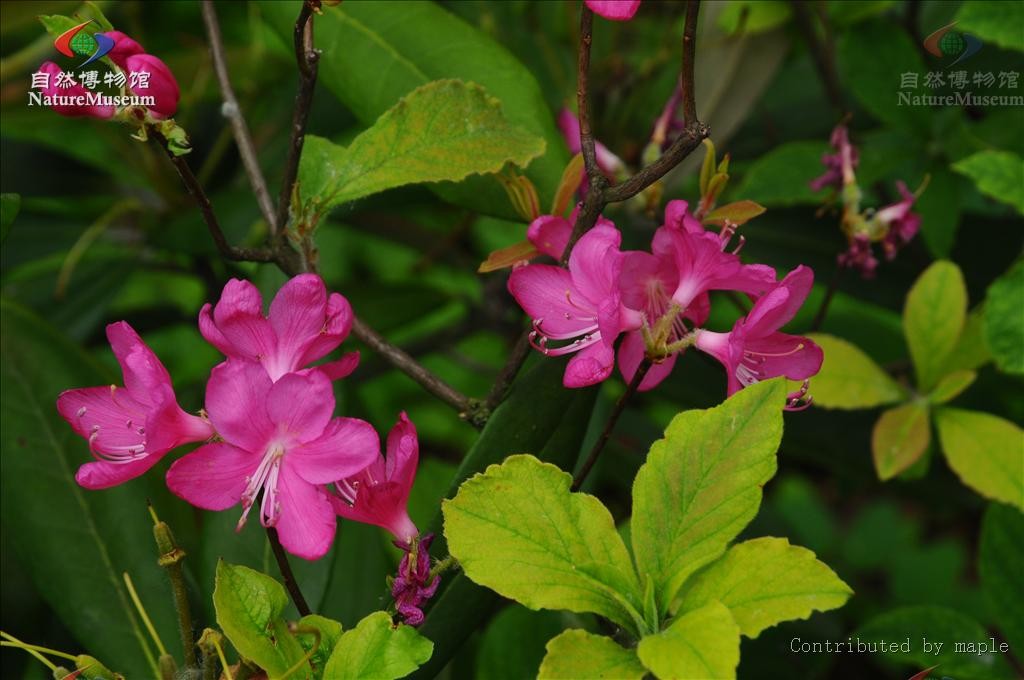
[875,181,921,261]
[810,124,858,193]
[391,533,440,626]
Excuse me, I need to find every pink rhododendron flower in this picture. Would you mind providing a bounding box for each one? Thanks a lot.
[166,361,377,559]
[876,181,921,260]
[509,224,636,388]
[526,204,615,260]
[694,265,823,409]
[200,274,358,382]
[392,533,440,626]
[330,412,420,546]
[617,200,776,390]
[557,108,625,178]
[810,124,858,192]
[57,322,213,489]
[125,53,179,119]
[104,31,145,69]
[586,0,642,21]
[36,62,114,119]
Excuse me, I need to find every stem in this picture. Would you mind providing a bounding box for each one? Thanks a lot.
[165,563,196,668]
[152,131,275,264]
[571,359,651,492]
[789,1,844,114]
[811,265,843,331]
[201,0,279,234]
[275,0,321,233]
[484,329,531,409]
[266,527,312,616]
[212,637,234,680]
[123,572,169,657]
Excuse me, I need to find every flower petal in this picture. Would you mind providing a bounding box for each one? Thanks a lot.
[318,351,360,380]
[268,274,328,366]
[106,322,173,400]
[297,292,354,367]
[586,0,642,21]
[76,456,162,490]
[166,442,256,510]
[616,330,678,392]
[508,264,589,337]
[568,223,622,305]
[385,412,418,493]
[57,386,147,455]
[743,265,814,335]
[563,340,615,388]
[205,360,274,451]
[527,215,571,260]
[292,417,380,484]
[274,465,336,560]
[266,371,334,443]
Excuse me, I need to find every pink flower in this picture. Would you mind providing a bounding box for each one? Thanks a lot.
[330,412,420,546]
[392,533,440,626]
[509,224,636,388]
[36,62,114,119]
[876,181,921,260]
[526,204,615,260]
[104,31,145,69]
[694,266,823,409]
[57,322,213,489]
[125,53,179,119]
[586,0,642,21]
[166,361,378,559]
[617,202,776,390]
[650,83,685,149]
[557,108,625,179]
[199,274,358,382]
[810,124,858,192]
[837,232,878,278]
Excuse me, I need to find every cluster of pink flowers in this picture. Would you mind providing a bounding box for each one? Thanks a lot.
[509,200,822,409]
[38,29,179,120]
[810,124,922,278]
[57,275,433,621]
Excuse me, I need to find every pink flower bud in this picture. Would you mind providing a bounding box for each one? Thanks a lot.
[586,0,642,21]
[125,53,180,119]
[37,62,114,119]
[104,31,145,69]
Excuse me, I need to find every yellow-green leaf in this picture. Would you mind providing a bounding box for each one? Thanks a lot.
[928,369,976,405]
[538,629,646,680]
[675,537,852,638]
[299,79,545,215]
[984,260,1024,375]
[935,408,1024,510]
[632,379,787,615]
[903,260,967,391]
[443,455,645,633]
[872,403,931,480]
[636,601,740,680]
[806,333,906,409]
[952,150,1024,215]
[946,305,991,373]
[323,611,432,680]
[703,200,766,226]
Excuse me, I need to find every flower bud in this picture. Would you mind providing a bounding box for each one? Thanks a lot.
[37,62,114,119]
[104,31,145,69]
[125,53,179,119]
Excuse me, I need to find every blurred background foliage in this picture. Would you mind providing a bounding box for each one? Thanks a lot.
[1,1,1021,678]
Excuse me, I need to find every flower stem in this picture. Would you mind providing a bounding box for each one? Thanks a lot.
[811,265,843,331]
[123,572,169,658]
[266,527,312,616]
[571,359,652,492]
[150,505,197,670]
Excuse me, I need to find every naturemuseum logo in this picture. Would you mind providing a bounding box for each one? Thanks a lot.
[923,22,982,66]
[53,20,115,67]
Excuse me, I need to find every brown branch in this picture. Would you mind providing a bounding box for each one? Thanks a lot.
[811,265,843,331]
[571,359,651,491]
[575,6,604,189]
[152,131,275,264]
[789,1,844,114]
[201,0,278,234]
[266,527,311,616]
[275,0,321,233]
[681,0,699,126]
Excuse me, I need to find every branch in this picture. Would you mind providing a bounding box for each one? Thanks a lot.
[152,131,275,263]
[266,527,311,616]
[275,0,321,233]
[789,1,844,114]
[201,0,279,234]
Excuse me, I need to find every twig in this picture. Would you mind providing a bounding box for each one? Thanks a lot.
[575,6,605,190]
[572,359,651,491]
[811,265,843,331]
[275,0,321,233]
[201,0,279,234]
[152,131,275,264]
[266,527,311,617]
[789,1,844,114]
[484,329,531,409]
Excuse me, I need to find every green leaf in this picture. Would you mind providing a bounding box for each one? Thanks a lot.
[928,369,976,405]
[872,403,931,480]
[213,561,307,679]
[854,606,1015,680]
[476,606,565,680]
[984,260,1024,375]
[295,614,344,677]
[0,300,181,677]
[946,305,992,373]
[717,1,792,35]
[733,141,829,206]
[299,80,545,216]
[903,260,967,391]
[538,629,646,680]
[323,611,433,680]
[0,193,19,242]
[979,504,1024,653]
[443,455,645,633]
[805,333,906,409]
[915,168,962,258]
[935,408,1024,510]
[954,0,1024,52]
[260,0,567,220]
[632,379,786,615]
[703,200,766,226]
[953,151,1024,215]
[636,602,740,680]
[837,20,928,130]
[675,537,852,638]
